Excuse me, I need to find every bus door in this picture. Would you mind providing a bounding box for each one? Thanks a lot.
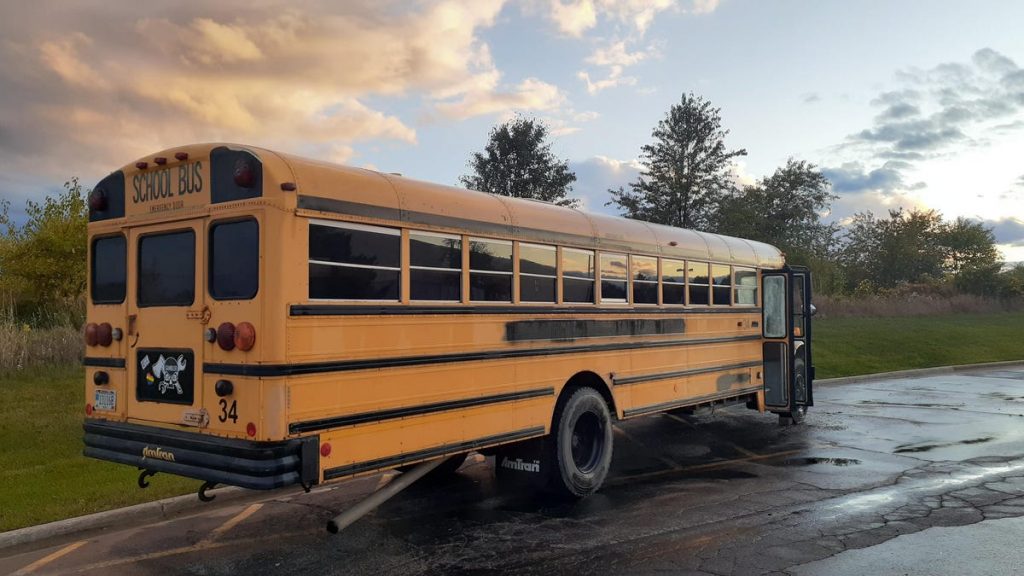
[761,267,814,415]
[125,218,209,427]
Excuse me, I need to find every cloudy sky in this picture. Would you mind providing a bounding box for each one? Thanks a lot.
[2,0,1023,259]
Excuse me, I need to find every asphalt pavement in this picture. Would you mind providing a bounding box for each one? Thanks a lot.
[3,365,1024,575]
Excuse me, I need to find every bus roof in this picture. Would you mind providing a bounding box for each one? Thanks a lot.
[113,143,785,268]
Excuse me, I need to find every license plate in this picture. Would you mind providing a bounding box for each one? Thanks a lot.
[137,349,195,405]
[95,389,117,411]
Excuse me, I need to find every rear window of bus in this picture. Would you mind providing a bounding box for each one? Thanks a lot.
[138,230,195,307]
[91,235,126,304]
[209,219,259,300]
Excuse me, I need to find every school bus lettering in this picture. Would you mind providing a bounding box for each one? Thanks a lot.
[82,143,815,503]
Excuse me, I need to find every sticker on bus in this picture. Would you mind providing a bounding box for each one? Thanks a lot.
[94,389,116,411]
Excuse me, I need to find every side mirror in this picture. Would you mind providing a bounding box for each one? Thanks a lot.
[809,303,817,317]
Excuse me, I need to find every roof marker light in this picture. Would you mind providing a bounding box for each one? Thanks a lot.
[174,152,189,161]
[280,182,297,192]
[136,161,148,170]
[154,157,167,165]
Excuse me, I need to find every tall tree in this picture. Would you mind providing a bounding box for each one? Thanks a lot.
[937,217,999,276]
[608,92,746,229]
[460,116,578,207]
[838,208,946,290]
[713,159,837,261]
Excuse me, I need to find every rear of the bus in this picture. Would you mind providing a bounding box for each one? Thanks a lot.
[82,144,318,490]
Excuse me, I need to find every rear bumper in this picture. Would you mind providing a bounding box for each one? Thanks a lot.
[83,420,319,490]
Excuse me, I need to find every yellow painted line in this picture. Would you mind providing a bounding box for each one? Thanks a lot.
[205,503,263,542]
[12,540,87,575]
[662,412,760,457]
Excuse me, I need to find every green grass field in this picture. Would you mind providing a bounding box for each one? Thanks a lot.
[0,366,193,532]
[813,311,1024,378]
[1,311,1022,532]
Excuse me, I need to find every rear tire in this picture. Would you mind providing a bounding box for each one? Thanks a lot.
[544,387,613,498]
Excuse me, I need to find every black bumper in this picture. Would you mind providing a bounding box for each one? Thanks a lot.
[83,420,319,490]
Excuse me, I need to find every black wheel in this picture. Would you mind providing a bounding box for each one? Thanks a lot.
[544,387,613,498]
[397,453,468,478]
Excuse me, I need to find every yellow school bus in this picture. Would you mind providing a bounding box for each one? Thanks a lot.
[83,143,814,498]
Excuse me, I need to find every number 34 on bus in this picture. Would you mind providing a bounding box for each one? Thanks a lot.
[82,143,815,500]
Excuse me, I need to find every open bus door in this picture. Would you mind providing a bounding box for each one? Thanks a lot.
[761,266,815,423]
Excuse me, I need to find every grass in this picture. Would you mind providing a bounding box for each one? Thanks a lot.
[813,311,1024,378]
[0,366,193,532]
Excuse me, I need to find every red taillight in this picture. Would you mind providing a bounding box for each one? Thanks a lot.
[320,443,332,457]
[88,189,107,212]
[85,403,94,416]
[233,161,255,188]
[234,322,256,351]
[216,322,236,351]
[174,152,189,161]
[246,422,257,437]
[96,322,113,347]
[85,323,98,347]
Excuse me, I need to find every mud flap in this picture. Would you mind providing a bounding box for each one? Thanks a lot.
[493,437,547,491]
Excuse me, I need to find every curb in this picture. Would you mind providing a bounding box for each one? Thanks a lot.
[0,483,302,552]
[816,359,1024,387]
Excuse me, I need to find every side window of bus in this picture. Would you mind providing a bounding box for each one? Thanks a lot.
[632,255,658,305]
[661,258,685,305]
[209,219,259,300]
[600,252,628,303]
[139,230,195,307]
[308,221,400,300]
[711,264,732,305]
[734,267,758,306]
[688,262,710,305]
[91,235,126,304]
[519,243,556,303]
[410,231,461,301]
[469,238,513,302]
[562,248,595,303]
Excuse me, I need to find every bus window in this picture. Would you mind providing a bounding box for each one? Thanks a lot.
[308,221,400,300]
[688,262,710,305]
[470,238,513,302]
[209,219,259,300]
[520,243,556,303]
[661,258,685,305]
[91,235,126,304]
[763,275,786,337]
[712,264,732,305]
[410,231,461,301]
[562,248,595,303]
[632,255,658,304]
[734,267,757,306]
[139,230,195,307]
[600,253,628,303]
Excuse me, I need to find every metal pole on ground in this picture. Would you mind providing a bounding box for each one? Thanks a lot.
[326,458,444,534]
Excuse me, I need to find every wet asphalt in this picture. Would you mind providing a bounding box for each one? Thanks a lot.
[4,365,1024,575]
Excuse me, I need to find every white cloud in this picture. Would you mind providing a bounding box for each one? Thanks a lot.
[435,78,566,120]
[544,0,717,37]
[577,66,637,94]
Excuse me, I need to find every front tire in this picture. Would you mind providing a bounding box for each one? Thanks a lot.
[545,387,613,498]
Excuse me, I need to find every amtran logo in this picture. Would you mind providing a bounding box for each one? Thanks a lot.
[500,457,540,473]
[142,446,176,462]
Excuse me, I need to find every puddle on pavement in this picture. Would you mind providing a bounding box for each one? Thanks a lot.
[778,457,862,467]
[894,436,994,454]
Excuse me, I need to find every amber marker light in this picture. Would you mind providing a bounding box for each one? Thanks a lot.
[234,322,256,351]
[216,322,236,351]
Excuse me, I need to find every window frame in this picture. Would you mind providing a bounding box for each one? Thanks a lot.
[661,258,687,306]
[468,236,513,303]
[208,217,260,301]
[518,242,557,304]
[137,228,197,308]
[560,247,596,304]
[308,219,401,302]
[90,233,127,305]
[409,229,463,303]
[630,254,659,306]
[711,263,733,306]
[599,251,629,304]
[734,266,758,307]
[687,261,711,306]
